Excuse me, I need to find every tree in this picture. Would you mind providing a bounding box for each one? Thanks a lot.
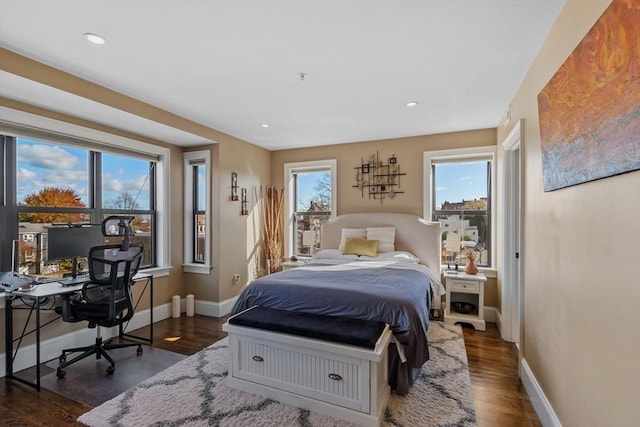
[19,187,86,223]
[108,191,140,210]
[310,173,331,211]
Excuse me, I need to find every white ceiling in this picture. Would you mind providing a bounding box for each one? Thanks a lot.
[0,0,565,150]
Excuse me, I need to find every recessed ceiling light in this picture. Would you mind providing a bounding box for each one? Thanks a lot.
[83,33,106,45]
[406,101,419,107]
[260,123,270,128]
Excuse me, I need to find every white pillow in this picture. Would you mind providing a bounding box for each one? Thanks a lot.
[375,251,419,263]
[366,227,396,252]
[338,228,366,251]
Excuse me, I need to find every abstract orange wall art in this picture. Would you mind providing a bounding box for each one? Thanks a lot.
[537,0,640,191]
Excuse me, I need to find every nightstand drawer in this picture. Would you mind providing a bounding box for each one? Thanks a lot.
[449,280,479,293]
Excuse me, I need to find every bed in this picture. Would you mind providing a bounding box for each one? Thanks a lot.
[230,212,443,395]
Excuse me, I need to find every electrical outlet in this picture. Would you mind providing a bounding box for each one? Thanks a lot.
[233,274,240,283]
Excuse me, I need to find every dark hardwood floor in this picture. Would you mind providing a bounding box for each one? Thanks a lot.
[1,315,540,426]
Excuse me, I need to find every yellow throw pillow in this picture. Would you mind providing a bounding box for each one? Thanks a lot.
[342,237,379,257]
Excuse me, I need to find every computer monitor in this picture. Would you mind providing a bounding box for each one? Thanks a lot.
[47,225,104,278]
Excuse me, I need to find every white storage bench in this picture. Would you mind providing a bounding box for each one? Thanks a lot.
[222,306,392,427]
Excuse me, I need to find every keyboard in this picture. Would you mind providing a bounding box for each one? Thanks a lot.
[58,274,90,286]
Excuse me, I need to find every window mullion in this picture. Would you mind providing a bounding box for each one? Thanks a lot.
[92,151,101,223]
[192,165,199,264]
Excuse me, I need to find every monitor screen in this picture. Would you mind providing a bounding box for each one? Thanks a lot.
[47,225,104,261]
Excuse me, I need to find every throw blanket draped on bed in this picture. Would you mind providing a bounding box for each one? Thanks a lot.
[230,257,437,394]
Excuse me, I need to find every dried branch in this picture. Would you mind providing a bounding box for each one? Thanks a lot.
[258,186,284,273]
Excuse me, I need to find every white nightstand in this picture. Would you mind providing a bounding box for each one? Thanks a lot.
[443,271,486,331]
[281,260,308,271]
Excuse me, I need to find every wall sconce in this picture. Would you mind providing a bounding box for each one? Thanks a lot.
[231,172,239,201]
[241,188,248,215]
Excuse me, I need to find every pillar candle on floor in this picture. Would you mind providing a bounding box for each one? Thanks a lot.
[172,295,180,318]
[186,294,195,317]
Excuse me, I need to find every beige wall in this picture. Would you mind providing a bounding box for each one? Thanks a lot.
[497,0,639,425]
[271,129,496,215]
[271,129,499,306]
[184,139,271,303]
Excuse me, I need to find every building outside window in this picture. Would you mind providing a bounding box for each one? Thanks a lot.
[424,147,495,269]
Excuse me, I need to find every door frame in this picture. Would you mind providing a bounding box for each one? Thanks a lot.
[500,119,523,345]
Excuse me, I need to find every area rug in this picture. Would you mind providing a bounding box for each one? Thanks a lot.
[41,346,186,407]
[79,321,476,426]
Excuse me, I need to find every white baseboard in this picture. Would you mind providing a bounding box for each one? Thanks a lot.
[194,296,238,317]
[494,308,503,336]
[483,306,499,323]
[521,357,562,427]
[0,304,172,378]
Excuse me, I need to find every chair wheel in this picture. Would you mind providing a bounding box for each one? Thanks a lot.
[106,366,115,375]
[137,346,143,356]
[56,369,66,379]
[59,355,66,363]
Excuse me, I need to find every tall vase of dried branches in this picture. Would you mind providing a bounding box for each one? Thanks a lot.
[259,186,284,274]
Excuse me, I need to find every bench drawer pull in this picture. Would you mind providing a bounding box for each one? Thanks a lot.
[252,355,264,362]
[328,373,343,381]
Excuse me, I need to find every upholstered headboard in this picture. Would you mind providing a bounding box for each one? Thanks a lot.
[320,212,441,273]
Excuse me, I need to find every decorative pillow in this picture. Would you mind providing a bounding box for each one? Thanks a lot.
[342,237,379,257]
[338,228,366,251]
[366,227,396,252]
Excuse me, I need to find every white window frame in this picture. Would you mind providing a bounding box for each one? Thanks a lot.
[284,159,337,259]
[183,150,211,274]
[423,146,497,276]
[0,106,173,278]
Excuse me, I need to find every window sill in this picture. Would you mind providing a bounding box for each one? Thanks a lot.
[183,264,213,274]
[140,266,172,278]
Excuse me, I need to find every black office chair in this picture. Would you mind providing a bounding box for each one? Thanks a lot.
[56,216,144,378]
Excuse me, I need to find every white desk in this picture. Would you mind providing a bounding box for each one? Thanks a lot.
[4,281,81,390]
[4,273,153,390]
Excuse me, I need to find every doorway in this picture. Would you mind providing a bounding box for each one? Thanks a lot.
[501,119,522,346]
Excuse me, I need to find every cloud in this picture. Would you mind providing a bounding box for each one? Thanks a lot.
[435,186,447,192]
[43,169,87,183]
[18,144,80,170]
[17,168,37,180]
[105,178,124,192]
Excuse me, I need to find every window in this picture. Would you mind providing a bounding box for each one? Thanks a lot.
[284,160,337,258]
[0,123,170,278]
[424,146,496,269]
[102,152,156,268]
[183,150,211,273]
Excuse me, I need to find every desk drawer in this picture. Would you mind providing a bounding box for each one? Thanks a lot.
[235,338,368,412]
[449,280,479,293]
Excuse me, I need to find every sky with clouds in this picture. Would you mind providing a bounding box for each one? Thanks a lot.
[17,138,151,209]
